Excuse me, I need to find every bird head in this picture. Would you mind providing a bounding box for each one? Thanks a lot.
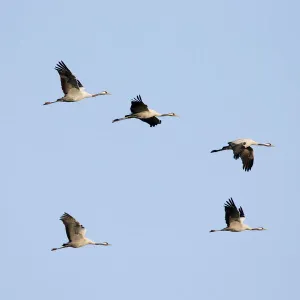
[101,91,111,95]
[169,113,179,117]
[102,242,111,246]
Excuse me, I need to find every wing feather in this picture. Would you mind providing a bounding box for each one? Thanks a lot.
[60,213,86,242]
[130,95,149,113]
[55,61,83,95]
[224,198,242,226]
[140,117,161,127]
[240,147,254,172]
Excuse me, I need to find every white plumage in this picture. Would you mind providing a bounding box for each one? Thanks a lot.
[51,213,111,251]
[210,198,266,232]
[112,95,179,127]
[44,61,111,105]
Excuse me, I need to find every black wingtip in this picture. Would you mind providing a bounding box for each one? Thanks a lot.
[224,198,235,208]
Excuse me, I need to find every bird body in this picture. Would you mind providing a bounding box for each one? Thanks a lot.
[211,138,274,171]
[229,138,271,148]
[113,95,178,127]
[51,213,110,251]
[60,87,92,102]
[210,198,266,233]
[44,61,110,105]
[230,138,257,147]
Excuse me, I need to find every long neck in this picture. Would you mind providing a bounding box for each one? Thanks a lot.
[160,113,172,117]
[250,227,264,231]
[257,143,269,146]
[92,92,106,97]
[86,238,108,246]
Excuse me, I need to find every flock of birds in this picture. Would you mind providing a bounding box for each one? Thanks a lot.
[47,61,274,251]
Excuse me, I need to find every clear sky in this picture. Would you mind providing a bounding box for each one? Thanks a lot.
[1,0,299,299]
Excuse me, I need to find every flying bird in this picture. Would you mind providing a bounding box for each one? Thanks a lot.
[210,198,266,232]
[51,213,111,251]
[210,138,274,171]
[112,95,179,127]
[44,61,111,105]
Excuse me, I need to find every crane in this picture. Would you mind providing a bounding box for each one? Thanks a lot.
[210,138,274,171]
[44,61,111,105]
[112,95,179,127]
[51,213,111,251]
[210,198,266,232]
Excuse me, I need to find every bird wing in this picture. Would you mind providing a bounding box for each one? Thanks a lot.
[240,147,254,171]
[140,117,162,127]
[224,198,243,226]
[55,61,83,95]
[60,213,86,242]
[232,144,245,160]
[239,206,246,224]
[130,95,149,113]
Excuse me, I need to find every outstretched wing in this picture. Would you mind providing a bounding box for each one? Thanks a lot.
[240,147,254,172]
[224,198,243,226]
[55,61,83,95]
[60,213,86,242]
[130,95,149,113]
[140,117,162,127]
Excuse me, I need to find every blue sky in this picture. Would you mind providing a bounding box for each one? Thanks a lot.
[1,0,299,299]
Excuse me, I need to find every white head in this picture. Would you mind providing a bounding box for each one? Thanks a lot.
[100,91,111,95]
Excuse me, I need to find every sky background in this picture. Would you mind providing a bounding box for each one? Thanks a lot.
[0,0,299,299]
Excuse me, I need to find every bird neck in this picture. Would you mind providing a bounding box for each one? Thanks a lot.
[85,238,94,245]
[257,143,270,147]
[250,227,264,231]
[92,92,106,97]
[160,113,172,117]
[94,242,109,246]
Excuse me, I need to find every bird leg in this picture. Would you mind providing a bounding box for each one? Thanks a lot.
[51,246,67,251]
[43,101,56,105]
[43,99,62,105]
[112,116,134,123]
[210,146,231,153]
